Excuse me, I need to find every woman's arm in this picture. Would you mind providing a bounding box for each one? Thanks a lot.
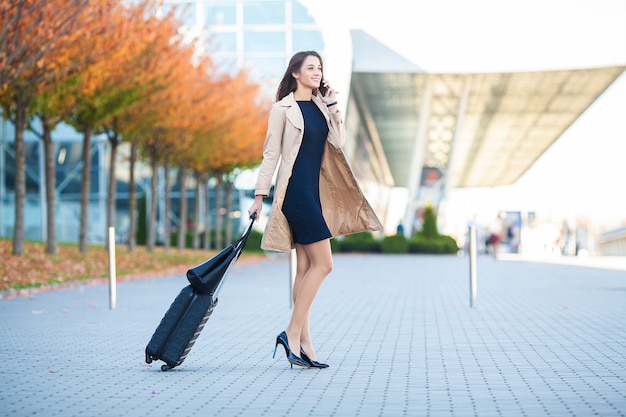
[327,107,346,148]
[254,105,285,196]
[318,80,346,148]
[249,105,285,220]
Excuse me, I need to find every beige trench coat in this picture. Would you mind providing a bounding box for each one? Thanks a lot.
[254,92,383,253]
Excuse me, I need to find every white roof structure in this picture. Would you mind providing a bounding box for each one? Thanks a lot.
[346,30,625,225]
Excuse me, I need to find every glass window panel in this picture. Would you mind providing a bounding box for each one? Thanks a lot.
[204,4,236,25]
[292,2,315,23]
[208,32,237,53]
[244,31,285,52]
[216,58,239,76]
[292,30,324,52]
[244,56,286,82]
[56,143,84,195]
[161,3,196,27]
[24,142,40,194]
[3,143,15,192]
[243,1,285,24]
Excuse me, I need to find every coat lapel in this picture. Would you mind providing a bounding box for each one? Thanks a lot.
[281,93,330,130]
[281,94,304,131]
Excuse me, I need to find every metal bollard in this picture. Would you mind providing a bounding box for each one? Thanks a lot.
[469,225,477,308]
[108,227,117,310]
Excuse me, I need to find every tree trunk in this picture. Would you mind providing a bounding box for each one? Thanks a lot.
[78,126,92,253]
[147,147,158,253]
[214,176,223,249]
[105,133,118,250]
[203,175,211,251]
[192,173,201,250]
[11,94,27,256]
[128,139,137,253]
[177,165,188,250]
[224,181,233,245]
[163,158,171,253]
[42,117,57,255]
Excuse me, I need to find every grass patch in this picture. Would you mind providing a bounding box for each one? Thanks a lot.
[0,239,232,292]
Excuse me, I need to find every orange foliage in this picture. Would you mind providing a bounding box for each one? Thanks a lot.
[0,0,117,96]
[2,0,270,179]
[184,70,270,176]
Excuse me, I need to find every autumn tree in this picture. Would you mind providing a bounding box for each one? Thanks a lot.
[185,70,268,248]
[27,74,81,254]
[1,0,267,257]
[169,56,220,251]
[27,0,142,254]
[0,0,106,255]
[210,73,267,246]
[99,1,184,252]
[127,36,198,252]
[61,0,184,253]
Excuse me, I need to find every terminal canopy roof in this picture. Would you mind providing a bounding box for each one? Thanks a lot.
[349,30,626,189]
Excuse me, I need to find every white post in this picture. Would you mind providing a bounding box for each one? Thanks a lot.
[108,227,117,310]
[469,225,477,308]
[289,249,296,308]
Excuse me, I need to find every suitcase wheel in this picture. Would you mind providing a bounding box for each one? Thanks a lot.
[161,364,172,372]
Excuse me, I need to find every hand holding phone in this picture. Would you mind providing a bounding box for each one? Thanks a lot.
[318,79,328,97]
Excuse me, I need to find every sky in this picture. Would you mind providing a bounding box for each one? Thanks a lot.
[302,0,626,232]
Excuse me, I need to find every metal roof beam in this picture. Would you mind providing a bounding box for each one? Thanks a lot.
[402,76,432,235]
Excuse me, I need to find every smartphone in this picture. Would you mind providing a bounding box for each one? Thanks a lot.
[318,79,328,97]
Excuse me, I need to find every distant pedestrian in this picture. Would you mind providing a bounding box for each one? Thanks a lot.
[486,232,500,257]
[559,219,571,255]
[248,51,382,369]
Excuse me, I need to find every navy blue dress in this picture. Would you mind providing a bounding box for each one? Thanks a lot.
[281,100,332,244]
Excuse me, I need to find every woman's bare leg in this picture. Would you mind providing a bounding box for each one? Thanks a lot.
[291,244,318,360]
[285,239,332,359]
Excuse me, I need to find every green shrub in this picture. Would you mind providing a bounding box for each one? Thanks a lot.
[170,230,194,248]
[409,235,458,254]
[422,205,439,238]
[409,235,434,254]
[330,237,342,253]
[169,226,257,250]
[243,229,264,253]
[381,233,409,254]
[439,235,459,254]
[340,231,380,253]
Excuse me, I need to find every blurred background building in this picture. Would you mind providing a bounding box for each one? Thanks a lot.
[1,0,625,255]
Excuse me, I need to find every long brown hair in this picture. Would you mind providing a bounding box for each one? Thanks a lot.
[275,51,324,102]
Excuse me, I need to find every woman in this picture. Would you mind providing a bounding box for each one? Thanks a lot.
[248,51,382,369]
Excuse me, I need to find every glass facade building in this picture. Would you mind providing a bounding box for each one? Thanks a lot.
[161,0,325,94]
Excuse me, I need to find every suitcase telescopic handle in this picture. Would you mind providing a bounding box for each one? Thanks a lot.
[212,213,258,299]
[234,212,257,251]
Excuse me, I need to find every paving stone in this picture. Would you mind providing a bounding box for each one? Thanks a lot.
[1,254,625,416]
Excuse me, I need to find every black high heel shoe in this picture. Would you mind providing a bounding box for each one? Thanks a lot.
[300,348,329,369]
[273,331,310,368]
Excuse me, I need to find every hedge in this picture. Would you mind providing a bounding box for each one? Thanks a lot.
[330,231,458,255]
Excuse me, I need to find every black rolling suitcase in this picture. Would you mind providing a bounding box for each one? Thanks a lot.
[145,285,215,371]
[145,214,256,371]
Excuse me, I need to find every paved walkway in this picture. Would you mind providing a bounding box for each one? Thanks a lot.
[1,254,625,417]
